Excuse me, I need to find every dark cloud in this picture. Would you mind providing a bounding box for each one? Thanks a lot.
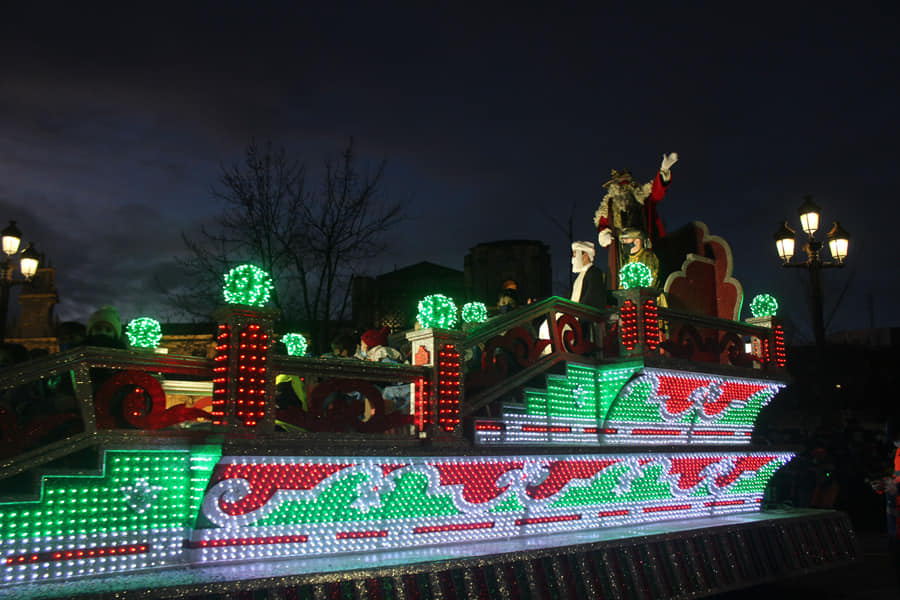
[0,4,897,336]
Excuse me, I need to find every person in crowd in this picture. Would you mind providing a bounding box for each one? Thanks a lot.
[497,287,520,315]
[321,334,358,359]
[870,422,900,584]
[85,306,126,349]
[359,327,404,363]
[82,307,128,404]
[357,327,411,418]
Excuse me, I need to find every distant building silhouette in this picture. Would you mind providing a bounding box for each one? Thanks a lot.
[464,240,552,306]
[7,265,59,352]
[352,261,466,332]
[351,243,554,332]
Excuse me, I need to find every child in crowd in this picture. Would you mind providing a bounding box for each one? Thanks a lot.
[357,328,410,416]
[321,334,358,359]
[359,327,404,363]
[85,306,126,349]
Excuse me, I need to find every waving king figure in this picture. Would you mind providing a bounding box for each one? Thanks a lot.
[593,152,678,289]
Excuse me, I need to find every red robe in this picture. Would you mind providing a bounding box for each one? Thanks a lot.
[595,170,670,242]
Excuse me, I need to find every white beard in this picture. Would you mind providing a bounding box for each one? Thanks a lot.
[572,254,590,273]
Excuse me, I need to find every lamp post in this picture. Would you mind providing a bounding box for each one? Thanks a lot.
[1,220,41,343]
[773,197,850,354]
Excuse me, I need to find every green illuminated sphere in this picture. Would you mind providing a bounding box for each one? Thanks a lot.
[416,294,458,329]
[282,333,308,357]
[125,317,163,349]
[461,301,488,324]
[750,293,779,318]
[619,262,654,289]
[222,264,274,307]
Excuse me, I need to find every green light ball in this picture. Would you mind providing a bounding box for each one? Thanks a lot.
[461,302,488,324]
[222,264,274,307]
[750,293,779,318]
[416,294,458,329]
[282,333,308,357]
[125,317,163,349]
[619,262,654,289]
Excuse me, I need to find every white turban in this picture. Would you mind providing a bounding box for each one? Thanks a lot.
[571,241,595,257]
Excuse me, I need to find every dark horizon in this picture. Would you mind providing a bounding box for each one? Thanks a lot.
[2,3,898,344]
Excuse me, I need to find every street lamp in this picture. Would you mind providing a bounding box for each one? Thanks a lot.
[0,220,42,342]
[773,197,850,353]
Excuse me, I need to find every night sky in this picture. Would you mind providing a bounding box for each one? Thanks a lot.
[1,3,898,342]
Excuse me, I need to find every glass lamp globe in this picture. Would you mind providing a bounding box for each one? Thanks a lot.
[1,221,21,256]
[19,243,40,278]
[773,222,796,263]
[797,196,821,237]
[827,221,850,262]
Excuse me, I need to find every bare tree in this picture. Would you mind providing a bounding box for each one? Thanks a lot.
[167,138,402,351]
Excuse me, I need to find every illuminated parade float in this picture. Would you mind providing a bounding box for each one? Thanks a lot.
[0,221,857,599]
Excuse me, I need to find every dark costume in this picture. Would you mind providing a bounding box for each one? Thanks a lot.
[573,265,606,308]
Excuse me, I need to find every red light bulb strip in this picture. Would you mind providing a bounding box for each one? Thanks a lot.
[235,324,269,428]
[642,299,660,351]
[211,324,231,426]
[773,326,786,367]
[621,300,638,350]
[437,344,461,433]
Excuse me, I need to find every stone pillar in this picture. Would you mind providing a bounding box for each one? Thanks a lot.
[211,305,280,433]
[405,327,466,437]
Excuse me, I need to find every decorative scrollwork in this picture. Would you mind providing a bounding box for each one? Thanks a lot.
[659,323,705,359]
[660,324,754,367]
[720,332,753,367]
[276,378,413,434]
[466,326,548,390]
[555,314,597,355]
[94,370,210,429]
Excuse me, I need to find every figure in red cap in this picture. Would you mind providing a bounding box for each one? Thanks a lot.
[359,327,404,363]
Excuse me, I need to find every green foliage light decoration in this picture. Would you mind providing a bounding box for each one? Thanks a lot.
[619,262,654,289]
[125,317,163,349]
[222,264,274,307]
[750,293,779,318]
[461,301,488,324]
[282,333,308,357]
[416,294,458,329]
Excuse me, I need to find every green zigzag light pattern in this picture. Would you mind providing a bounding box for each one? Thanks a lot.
[0,446,221,542]
[526,362,643,421]
[523,362,773,427]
